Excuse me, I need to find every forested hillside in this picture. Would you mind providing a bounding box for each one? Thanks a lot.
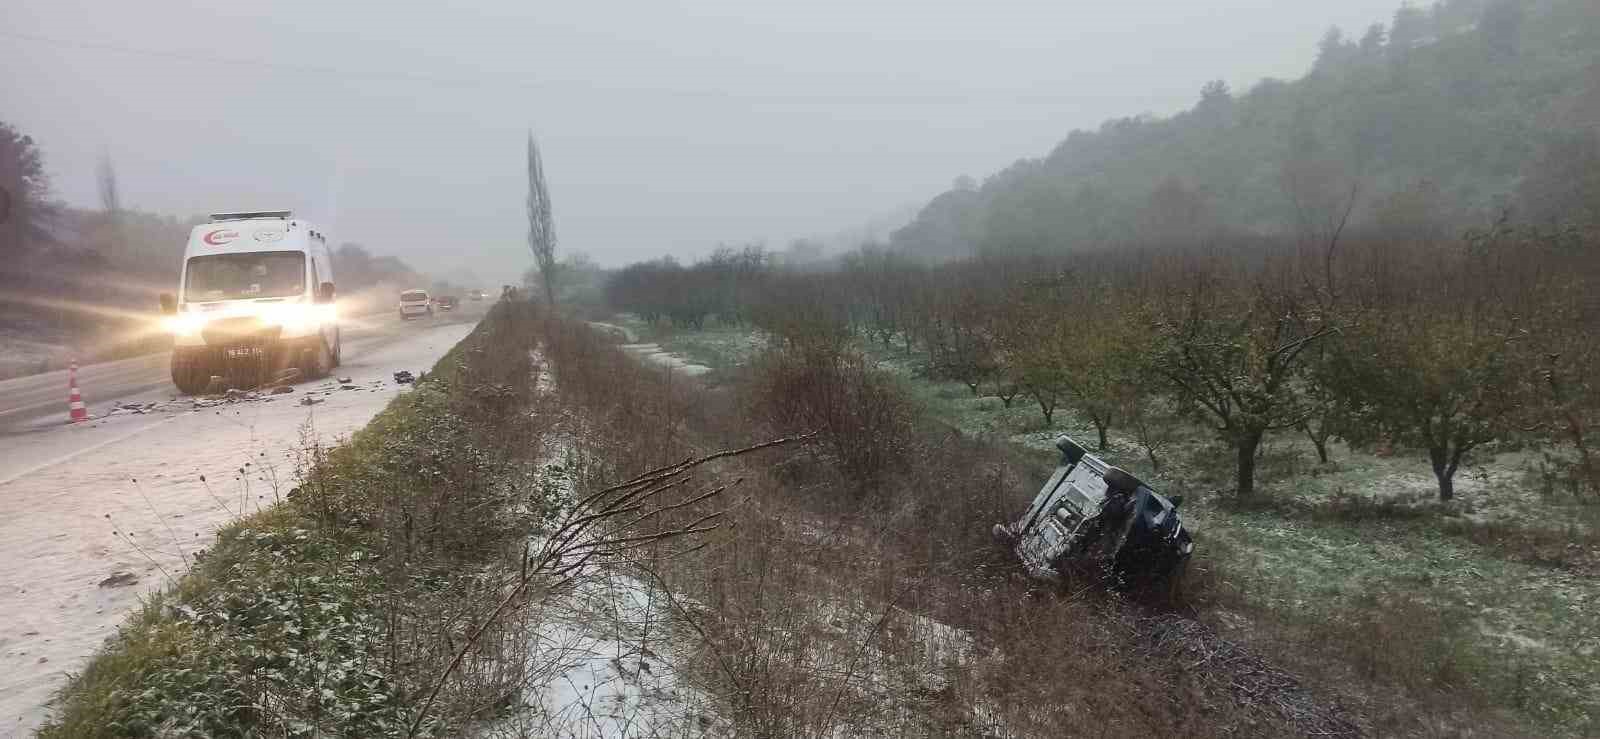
[893,0,1600,259]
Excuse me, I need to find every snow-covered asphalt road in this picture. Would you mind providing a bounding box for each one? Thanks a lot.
[0,316,480,737]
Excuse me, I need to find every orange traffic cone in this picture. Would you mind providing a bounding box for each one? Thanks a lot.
[68,360,89,423]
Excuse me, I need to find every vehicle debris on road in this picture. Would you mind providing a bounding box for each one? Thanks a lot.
[97,572,139,588]
[393,370,415,384]
[105,402,159,416]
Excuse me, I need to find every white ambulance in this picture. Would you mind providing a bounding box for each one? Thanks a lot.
[159,210,342,394]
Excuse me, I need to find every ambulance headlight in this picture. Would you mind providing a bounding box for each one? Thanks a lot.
[254,302,335,332]
[163,313,207,336]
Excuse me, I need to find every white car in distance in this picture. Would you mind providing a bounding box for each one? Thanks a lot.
[399,289,433,320]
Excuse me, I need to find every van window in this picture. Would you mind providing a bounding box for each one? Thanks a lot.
[401,290,428,302]
[185,251,306,301]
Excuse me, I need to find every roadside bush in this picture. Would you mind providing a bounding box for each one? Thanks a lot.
[743,339,915,493]
[880,431,1039,575]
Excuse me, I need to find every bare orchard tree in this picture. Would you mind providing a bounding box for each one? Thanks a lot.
[1150,255,1334,498]
[526,132,558,306]
[1327,228,1539,501]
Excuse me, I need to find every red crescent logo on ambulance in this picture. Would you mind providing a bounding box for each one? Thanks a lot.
[203,229,240,246]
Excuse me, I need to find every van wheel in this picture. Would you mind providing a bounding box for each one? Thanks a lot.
[302,339,332,380]
[171,350,212,395]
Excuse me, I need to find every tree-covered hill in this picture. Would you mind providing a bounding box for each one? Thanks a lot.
[893,0,1600,259]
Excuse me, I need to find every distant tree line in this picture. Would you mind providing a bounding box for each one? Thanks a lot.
[332,243,424,294]
[604,245,773,329]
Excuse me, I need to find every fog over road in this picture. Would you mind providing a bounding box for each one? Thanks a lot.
[0,310,481,736]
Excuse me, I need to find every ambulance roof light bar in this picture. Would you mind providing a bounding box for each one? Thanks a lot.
[209,210,293,223]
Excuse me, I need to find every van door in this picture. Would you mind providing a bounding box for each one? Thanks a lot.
[317,248,339,356]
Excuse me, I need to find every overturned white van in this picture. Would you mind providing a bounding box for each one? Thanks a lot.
[159,211,341,394]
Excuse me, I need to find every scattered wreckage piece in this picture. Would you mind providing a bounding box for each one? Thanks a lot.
[393,370,415,385]
[993,435,1193,589]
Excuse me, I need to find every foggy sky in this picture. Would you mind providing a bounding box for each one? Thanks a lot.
[3,0,1400,280]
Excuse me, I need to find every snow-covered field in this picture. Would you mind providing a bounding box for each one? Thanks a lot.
[0,321,477,737]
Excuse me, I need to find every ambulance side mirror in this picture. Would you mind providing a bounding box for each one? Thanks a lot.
[159,293,177,315]
[317,282,336,303]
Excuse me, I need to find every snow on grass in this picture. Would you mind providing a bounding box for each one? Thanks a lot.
[602,316,764,375]
[1192,504,1600,728]
[618,344,711,377]
[781,516,1012,737]
[477,363,720,738]
[481,566,718,739]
